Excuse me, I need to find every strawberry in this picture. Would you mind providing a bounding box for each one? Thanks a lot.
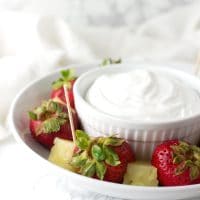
[151,140,200,186]
[28,100,79,149]
[51,69,76,108]
[104,162,128,183]
[70,130,135,183]
[114,141,134,163]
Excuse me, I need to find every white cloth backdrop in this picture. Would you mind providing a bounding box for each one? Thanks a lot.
[1,1,200,199]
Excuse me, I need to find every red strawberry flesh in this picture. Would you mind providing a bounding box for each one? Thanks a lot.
[51,80,75,108]
[29,100,79,149]
[51,69,76,108]
[151,140,200,186]
[104,162,127,183]
[114,141,135,164]
[71,131,135,183]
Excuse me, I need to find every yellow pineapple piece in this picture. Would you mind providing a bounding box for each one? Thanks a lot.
[48,137,75,171]
[123,161,158,186]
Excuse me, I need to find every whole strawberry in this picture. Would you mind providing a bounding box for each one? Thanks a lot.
[71,130,135,183]
[151,140,200,186]
[28,100,79,149]
[51,69,76,108]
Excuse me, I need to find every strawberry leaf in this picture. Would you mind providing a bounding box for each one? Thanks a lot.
[81,160,96,177]
[41,117,66,134]
[103,137,124,147]
[34,106,46,120]
[175,162,186,175]
[185,160,193,167]
[29,100,67,121]
[57,112,68,119]
[61,70,70,79]
[97,137,106,145]
[71,153,87,168]
[61,69,75,81]
[28,111,37,120]
[195,160,200,168]
[75,130,90,150]
[171,142,200,181]
[52,69,75,90]
[190,165,200,180]
[104,146,120,166]
[101,58,121,66]
[41,100,62,114]
[91,144,105,161]
[96,161,106,180]
[173,155,184,164]
[52,79,64,90]
[47,101,60,113]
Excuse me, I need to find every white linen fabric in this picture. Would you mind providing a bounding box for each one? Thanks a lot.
[1,3,200,134]
[1,2,200,199]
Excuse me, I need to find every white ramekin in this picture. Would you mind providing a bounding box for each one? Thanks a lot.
[73,64,200,160]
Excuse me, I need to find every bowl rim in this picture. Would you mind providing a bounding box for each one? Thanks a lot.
[7,63,200,198]
[8,106,200,193]
[9,98,200,194]
[73,64,200,127]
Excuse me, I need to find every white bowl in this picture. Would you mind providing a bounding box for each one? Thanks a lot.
[9,63,200,200]
[74,64,200,160]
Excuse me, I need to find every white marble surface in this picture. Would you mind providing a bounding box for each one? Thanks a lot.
[0,0,198,27]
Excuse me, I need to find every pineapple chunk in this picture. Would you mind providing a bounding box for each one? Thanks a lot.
[48,138,75,171]
[123,161,158,186]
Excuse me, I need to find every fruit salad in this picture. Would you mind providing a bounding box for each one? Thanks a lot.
[28,65,200,187]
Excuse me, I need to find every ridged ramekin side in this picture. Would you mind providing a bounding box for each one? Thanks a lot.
[77,110,200,160]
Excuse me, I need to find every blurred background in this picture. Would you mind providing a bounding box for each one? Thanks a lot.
[1,0,200,199]
[0,0,197,26]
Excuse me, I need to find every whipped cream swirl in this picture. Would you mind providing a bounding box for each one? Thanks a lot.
[85,69,200,121]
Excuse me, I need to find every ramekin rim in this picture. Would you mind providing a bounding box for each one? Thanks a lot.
[73,64,200,127]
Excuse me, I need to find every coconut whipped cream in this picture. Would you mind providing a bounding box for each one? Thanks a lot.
[85,69,200,121]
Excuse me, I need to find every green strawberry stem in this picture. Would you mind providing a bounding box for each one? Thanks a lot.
[101,58,121,66]
[52,69,76,90]
[28,100,68,135]
[171,141,200,180]
[71,130,124,180]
